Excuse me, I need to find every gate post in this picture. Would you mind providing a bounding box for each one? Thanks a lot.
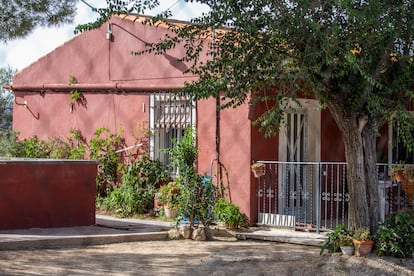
[316,162,322,233]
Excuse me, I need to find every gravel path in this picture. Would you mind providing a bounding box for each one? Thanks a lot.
[0,237,413,275]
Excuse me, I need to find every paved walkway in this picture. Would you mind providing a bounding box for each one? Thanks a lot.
[0,215,327,250]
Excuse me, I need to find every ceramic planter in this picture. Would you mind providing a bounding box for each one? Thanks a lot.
[340,246,355,256]
[353,239,374,257]
[164,206,178,219]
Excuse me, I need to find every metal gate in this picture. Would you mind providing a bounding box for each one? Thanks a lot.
[257,161,349,232]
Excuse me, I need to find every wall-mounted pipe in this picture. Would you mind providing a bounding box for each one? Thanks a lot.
[14,97,39,120]
[6,82,194,92]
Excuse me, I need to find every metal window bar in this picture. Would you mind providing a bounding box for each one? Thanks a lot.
[150,91,195,175]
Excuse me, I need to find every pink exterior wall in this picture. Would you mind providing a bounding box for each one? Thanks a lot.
[12,14,207,146]
[13,91,149,146]
[12,15,197,89]
[197,98,255,223]
[197,98,217,176]
[0,159,97,230]
[218,104,253,221]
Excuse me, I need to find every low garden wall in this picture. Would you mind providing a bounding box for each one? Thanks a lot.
[0,158,98,230]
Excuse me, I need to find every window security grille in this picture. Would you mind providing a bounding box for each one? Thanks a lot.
[149,91,195,175]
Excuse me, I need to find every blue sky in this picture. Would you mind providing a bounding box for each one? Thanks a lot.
[0,0,208,72]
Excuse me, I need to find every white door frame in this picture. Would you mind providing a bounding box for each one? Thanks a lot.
[277,98,321,216]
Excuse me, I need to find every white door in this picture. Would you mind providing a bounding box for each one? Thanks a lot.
[278,99,321,217]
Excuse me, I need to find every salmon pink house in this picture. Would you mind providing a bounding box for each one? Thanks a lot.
[9,15,411,230]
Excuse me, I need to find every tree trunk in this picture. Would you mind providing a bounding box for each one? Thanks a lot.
[328,103,380,232]
[362,122,380,233]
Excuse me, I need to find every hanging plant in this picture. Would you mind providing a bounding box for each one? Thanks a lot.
[68,74,86,111]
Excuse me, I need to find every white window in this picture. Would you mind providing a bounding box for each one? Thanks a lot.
[149,92,196,175]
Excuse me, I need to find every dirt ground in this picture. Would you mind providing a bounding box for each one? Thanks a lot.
[0,237,413,275]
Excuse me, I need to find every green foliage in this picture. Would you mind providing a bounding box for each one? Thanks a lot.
[376,210,414,258]
[166,128,216,227]
[353,227,372,241]
[101,155,168,217]
[10,129,86,160]
[338,234,353,247]
[166,127,198,170]
[15,135,50,158]
[89,127,125,197]
[0,66,16,130]
[158,182,180,208]
[214,198,247,229]
[46,137,72,159]
[68,75,87,109]
[320,224,352,255]
[0,129,19,157]
[67,128,87,159]
[0,0,76,42]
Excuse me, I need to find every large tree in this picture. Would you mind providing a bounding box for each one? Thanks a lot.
[0,66,16,129]
[85,0,414,232]
[0,0,77,42]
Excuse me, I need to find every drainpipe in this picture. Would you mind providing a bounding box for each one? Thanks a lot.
[210,27,221,182]
[216,95,220,160]
[209,96,221,178]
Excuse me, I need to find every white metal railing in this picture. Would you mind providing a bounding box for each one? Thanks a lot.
[256,161,413,232]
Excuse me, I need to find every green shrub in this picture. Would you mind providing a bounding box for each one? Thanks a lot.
[15,135,50,158]
[101,155,168,217]
[89,127,125,197]
[47,137,72,159]
[215,198,248,229]
[11,131,86,160]
[67,128,86,159]
[376,209,414,258]
[174,174,216,226]
[165,128,216,228]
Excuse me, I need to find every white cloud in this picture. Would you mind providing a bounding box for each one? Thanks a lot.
[0,0,208,71]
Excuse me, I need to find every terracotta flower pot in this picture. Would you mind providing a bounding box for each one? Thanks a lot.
[393,170,407,183]
[251,163,265,178]
[353,239,374,257]
[154,193,164,207]
[391,170,414,203]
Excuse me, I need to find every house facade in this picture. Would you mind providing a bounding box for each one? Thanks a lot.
[10,15,406,227]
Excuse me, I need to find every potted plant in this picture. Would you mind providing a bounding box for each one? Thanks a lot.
[158,182,180,219]
[353,227,374,257]
[338,234,354,256]
[251,162,265,178]
[154,192,164,207]
[320,224,351,255]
